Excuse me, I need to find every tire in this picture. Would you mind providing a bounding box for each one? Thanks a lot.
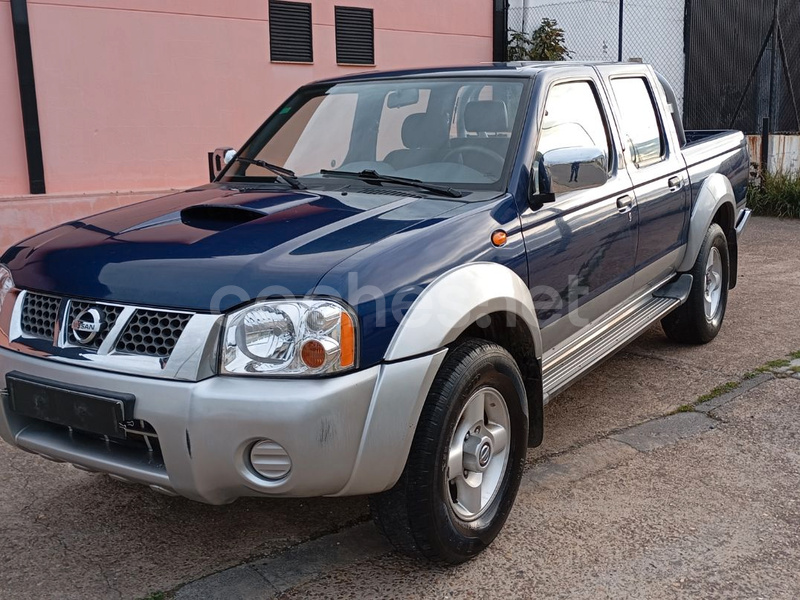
[369,338,528,564]
[661,223,730,344]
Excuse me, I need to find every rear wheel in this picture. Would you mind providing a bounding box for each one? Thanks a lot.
[662,223,729,344]
[369,338,528,564]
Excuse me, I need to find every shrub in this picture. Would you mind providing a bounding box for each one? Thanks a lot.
[508,18,572,62]
[747,170,800,219]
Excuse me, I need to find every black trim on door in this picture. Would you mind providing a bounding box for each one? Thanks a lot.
[10,0,46,194]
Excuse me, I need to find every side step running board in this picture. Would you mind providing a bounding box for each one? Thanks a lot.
[542,274,693,402]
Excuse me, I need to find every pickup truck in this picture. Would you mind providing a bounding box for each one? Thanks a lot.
[0,63,750,564]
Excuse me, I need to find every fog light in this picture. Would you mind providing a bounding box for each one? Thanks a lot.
[250,439,292,480]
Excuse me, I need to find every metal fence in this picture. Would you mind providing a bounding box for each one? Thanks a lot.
[505,0,800,134]
[507,1,686,106]
[684,0,800,134]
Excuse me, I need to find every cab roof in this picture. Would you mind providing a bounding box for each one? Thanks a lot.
[311,62,650,85]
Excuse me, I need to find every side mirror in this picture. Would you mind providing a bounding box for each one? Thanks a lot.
[208,147,236,182]
[529,146,609,210]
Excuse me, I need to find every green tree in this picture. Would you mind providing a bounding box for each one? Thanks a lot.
[508,18,572,61]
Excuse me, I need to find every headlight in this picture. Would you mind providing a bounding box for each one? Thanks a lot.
[0,264,13,311]
[221,299,357,376]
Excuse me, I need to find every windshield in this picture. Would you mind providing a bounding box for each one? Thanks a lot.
[221,77,528,191]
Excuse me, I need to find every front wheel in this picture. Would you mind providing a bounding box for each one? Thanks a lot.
[661,223,730,344]
[369,338,528,564]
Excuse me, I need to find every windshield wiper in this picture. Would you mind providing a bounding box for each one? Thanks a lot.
[232,157,305,190]
[319,169,462,198]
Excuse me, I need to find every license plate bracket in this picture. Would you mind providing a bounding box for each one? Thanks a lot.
[5,371,135,439]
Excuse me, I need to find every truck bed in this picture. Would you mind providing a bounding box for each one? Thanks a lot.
[681,129,750,209]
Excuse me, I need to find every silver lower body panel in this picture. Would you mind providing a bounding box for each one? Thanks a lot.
[0,347,443,504]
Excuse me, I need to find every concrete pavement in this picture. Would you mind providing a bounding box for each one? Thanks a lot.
[0,216,798,599]
[278,374,800,600]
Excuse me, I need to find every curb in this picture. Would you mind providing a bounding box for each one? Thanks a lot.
[175,523,391,599]
[694,372,774,413]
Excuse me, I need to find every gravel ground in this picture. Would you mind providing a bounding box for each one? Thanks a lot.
[0,216,798,599]
[282,377,800,599]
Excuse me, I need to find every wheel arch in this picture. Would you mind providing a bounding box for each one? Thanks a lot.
[458,312,544,447]
[384,263,544,447]
[711,199,739,288]
[384,262,542,362]
[678,173,739,286]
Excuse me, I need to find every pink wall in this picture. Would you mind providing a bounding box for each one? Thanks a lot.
[0,0,491,253]
[0,190,169,252]
[4,0,492,196]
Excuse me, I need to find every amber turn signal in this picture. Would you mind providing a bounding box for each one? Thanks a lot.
[300,339,326,368]
[491,229,508,247]
[340,312,355,367]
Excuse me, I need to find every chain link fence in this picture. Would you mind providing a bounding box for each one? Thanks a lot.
[506,0,800,134]
[507,1,686,106]
[684,0,800,134]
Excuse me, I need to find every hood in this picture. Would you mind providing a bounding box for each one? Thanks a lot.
[3,184,463,312]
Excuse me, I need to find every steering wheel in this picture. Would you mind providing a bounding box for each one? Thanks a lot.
[442,145,505,177]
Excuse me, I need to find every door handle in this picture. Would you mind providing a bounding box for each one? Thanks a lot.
[668,176,682,191]
[616,195,633,214]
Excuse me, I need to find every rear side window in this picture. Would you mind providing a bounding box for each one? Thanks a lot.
[537,81,611,166]
[610,78,665,167]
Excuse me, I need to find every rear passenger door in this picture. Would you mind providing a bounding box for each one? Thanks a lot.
[599,67,689,288]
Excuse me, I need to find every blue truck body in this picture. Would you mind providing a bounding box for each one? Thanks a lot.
[1,64,748,370]
[0,63,751,559]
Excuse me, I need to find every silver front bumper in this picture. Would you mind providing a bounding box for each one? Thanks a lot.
[0,347,445,504]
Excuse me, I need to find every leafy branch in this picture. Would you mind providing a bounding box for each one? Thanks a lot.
[508,18,572,62]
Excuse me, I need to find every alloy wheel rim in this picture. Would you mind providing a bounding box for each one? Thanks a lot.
[704,246,723,321]
[445,387,510,521]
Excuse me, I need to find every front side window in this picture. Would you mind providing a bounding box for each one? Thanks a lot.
[223,78,528,191]
[610,77,665,167]
[533,81,612,195]
[537,81,610,161]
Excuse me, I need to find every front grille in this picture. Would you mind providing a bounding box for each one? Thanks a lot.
[116,309,192,358]
[15,291,196,364]
[21,292,62,340]
[67,301,124,349]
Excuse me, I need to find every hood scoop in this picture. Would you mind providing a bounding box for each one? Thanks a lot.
[180,204,267,231]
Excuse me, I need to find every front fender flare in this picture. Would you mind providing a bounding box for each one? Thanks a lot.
[677,173,737,273]
[337,264,543,496]
[384,262,542,362]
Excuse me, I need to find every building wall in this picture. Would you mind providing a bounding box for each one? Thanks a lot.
[0,0,492,251]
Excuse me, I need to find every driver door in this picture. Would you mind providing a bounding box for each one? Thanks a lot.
[519,74,638,350]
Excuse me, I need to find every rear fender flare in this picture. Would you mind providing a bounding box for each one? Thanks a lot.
[677,173,737,273]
